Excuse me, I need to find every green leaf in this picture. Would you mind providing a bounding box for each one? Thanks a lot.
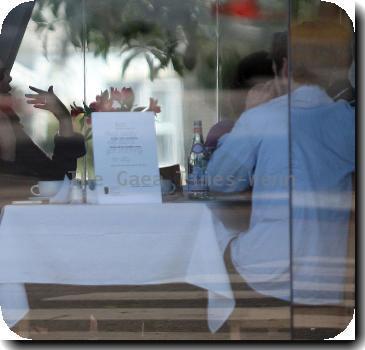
[83,102,92,116]
[85,127,93,139]
[171,54,184,76]
[144,53,156,81]
[121,50,142,77]
[32,10,46,24]
[133,106,146,112]
[70,35,82,49]
[150,48,168,67]
[79,117,85,130]
[50,0,62,17]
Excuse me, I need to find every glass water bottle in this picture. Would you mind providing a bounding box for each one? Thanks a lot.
[187,120,209,199]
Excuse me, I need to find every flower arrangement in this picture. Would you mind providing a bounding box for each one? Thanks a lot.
[70,87,161,141]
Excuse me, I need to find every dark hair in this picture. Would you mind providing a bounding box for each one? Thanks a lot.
[270,31,288,73]
[0,67,5,81]
[232,51,274,90]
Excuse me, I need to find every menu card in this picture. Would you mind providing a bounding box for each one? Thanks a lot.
[92,112,162,204]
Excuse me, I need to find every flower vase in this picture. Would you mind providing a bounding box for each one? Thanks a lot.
[86,139,96,184]
[75,137,95,196]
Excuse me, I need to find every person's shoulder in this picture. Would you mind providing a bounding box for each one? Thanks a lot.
[335,100,355,113]
[237,94,288,126]
[329,100,355,120]
[318,101,355,137]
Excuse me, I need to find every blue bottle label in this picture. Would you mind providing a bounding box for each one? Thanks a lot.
[192,143,204,154]
[188,166,208,192]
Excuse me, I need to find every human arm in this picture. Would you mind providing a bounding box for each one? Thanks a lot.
[25,85,74,137]
[205,120,235,152]
[6,112,85,180]
[207,112,261,193]
[11,85,86,179]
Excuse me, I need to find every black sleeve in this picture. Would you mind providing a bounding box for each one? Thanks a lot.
[51,133,87,178]
[11,123,86,180]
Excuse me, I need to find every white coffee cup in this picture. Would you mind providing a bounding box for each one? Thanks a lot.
[160,179,176,195]
[30,181,64,198]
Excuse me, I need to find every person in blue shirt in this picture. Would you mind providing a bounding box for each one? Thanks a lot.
[207,20,355,305]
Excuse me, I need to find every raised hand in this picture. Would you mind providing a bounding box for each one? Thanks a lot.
[25,86,70,122]
[25,86,74,137]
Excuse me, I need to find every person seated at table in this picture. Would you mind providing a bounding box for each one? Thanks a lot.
[0,62,86,181]
[207,19,354,305]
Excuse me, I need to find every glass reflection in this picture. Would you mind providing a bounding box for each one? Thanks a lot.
[290,2,355,340]
[0,2,86,207]
[79,0,219,175]
[0,0,355,342]
[207,0,291,340]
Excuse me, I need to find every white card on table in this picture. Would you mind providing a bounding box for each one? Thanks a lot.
[92,112,162,204]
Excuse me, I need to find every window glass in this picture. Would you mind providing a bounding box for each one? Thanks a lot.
[289,2,355,340]
[213,0,292,340]
[1,0,356,341]
[0,1,85,206]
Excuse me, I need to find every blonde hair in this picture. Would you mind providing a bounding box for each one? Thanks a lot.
[291,21,353,88]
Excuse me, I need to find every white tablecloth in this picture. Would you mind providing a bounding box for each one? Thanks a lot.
[0,204,234,333]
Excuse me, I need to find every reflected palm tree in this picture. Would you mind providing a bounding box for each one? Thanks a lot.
[32,0,217,80]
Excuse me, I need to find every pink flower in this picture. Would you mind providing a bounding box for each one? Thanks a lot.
[70,103,84,117]
[85,86,160,115]
[110,87,122,102]
[147,98,161,114]
[89,101,100,112]
[120,87,134,110]
[101,100,114,112]
[91,90,115,112]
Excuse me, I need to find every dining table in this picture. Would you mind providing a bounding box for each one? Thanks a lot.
[0,196,251,334]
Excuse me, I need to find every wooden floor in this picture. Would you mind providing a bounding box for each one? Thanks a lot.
[12,258,354,341]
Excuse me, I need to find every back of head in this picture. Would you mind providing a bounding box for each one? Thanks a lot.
[291,20,353,89]
[232,51,274,90]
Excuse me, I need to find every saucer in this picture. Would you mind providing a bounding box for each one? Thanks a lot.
[28,196,50,201]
